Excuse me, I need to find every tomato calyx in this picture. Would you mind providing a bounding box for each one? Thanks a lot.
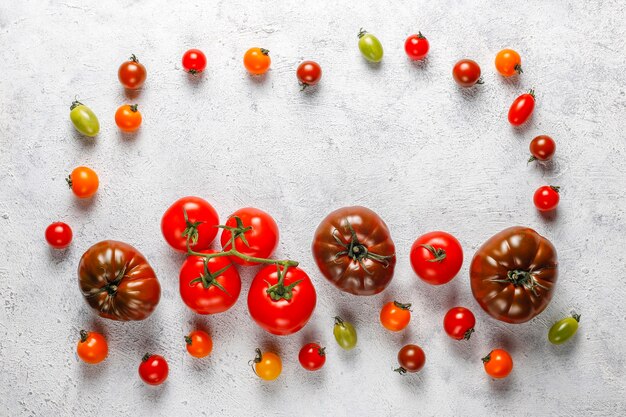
[476,77,484,85]
[515,64,523,74]
[331,221,394,274]
[79,330,89,343]
[265,265,301,301]
[260,48,270,56]
[394,366,408,375]
[220,216,253,249]
[142,353,152,362]
[491,269,548,296]
[463,328,475,340]
[528,88,536,98]
[184,335,192,345]
[393,301,412,311]
[65,175,73,188]
[420,244,446,263]
[528,155,537,164]
[317,346,326,356]
[129,104,138,112]
[182,208,204,246]
[571,312,581,322]
[189,259,232,294]
[129,54,139,62]
[70,99,83,111]
[101,265,127,296]
[550,185,560,193]
[357,28,367,39]
[417,31,425,39]
[481,352,492,363]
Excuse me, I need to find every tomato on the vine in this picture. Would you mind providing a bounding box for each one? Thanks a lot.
[179,250,241,314]
[115,104,142,132]
[251,349,282,381]
[118,54,147,89]
[443,307,476,340]
[161,196,219,252]
[453,59,482,87]
[70,100,99,137]
[185,330,213,358]
[508,90,535,126]
[220,207,279,266]
[548,314,580,345]
[395,344,425,375]
[298,343,326,371]
[529,135,556,163]
[533,185,560,211]
[76,330,108,364]
[333,316,357,350]
[404,32,429,60]
[380,301,411,332]
[244,48,271,75]
[139,354,169,385]
[482,349,513,379]
[248,265,316,335]
[67,166,99,198]
[410,231,463,285]
[182,49,207,74]
[358,29,383,63]
[297,61,322,88]
[45,222,72,249]
[495,49,522,77]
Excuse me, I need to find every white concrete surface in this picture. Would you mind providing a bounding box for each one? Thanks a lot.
[1,1,625,416]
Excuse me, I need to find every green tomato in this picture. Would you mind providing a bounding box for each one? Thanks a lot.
[333,316,357,350]
[358,29,383,63]
[548,314,580,345]
[70,100,99,137]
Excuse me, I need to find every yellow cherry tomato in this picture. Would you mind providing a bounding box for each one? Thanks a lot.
[251,348,281,380]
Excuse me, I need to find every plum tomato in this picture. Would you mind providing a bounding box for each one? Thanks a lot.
[410,231,463,285]
[358,29,383,63]
[70,100,99,137]
[443,307,476,340]
[508,90,535,126]
[548,313,580,345]
[333,316,357,350]
[45,222,72,249]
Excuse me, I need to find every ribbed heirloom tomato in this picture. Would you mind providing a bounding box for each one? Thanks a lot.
[410,231,463,285]
[118,54,147,89]
[161,196,219,252]
[67,166,99,198]
[220,207,279,266]
[244,48,271,75]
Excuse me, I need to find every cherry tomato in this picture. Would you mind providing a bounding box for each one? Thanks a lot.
[452,59,482,87]
[298,343,326,371]
[297,61,322,88]
[139,354,169,385]
[251,348,282,381]
[380,301,411,332]
[508,89,535,126]
[67,166,99,198]
[548,313,580,345]
[179,250,241,314]
[358,29,383,63]
[533,185,560,211]
[395,344,425,374]
[495,49,522,77]
[161,196,219,252]
[248,265,316,335]
[220,207,279,266]
[185,330,213,358]
[333,316,357,350]
[443,307,476,340]
[482,349,513,379]
[529,135,556,163]
[45,222,72,249]
[182,49,207,74]
[410,231,463,285]
[404,32,429,60]
[115,104,142,132]
[70,100,99,137]
[243,48,271,75]
[118,54,147,89]
[76,330,108,364]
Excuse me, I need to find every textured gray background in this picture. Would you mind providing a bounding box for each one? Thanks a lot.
[1,0,625,416]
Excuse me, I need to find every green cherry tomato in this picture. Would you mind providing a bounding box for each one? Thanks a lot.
[70,100,100,137]
[548,314,580,345]
[333,316,357,350]
[358,29,383,63]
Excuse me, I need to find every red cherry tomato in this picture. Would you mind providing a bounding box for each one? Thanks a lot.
[182,49,207,74]
[161,196,219,252]
[380,301,412,332]
[395,344,425,374]
[452,59,482,87]
[296,61,322,88]
[410,231,463,285]
[508,90,535,126]
[483,349,513,379]
[529,135,556,162]
[179,250,241,314]
[404,32,429,60]
[533,185,560,211]
[45,222,72,249]
[138,354,169,385]
[443,307,476,340]
[220,207,279,266]
[118,54,147,89]
[298,343,326,371]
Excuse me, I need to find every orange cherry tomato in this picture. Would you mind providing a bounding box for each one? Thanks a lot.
[482,348,513,379]
[495,49,522,77]
[185,330,213,358]
[251,348,281,381]
[76,330,108,364]
[244,48,271,75]
[67,166,99,198]
[115,104,142,132]
[380,301,412,331]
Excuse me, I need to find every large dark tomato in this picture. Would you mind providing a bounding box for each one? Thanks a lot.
[247,266,316,335]
[508,90,535,126]
[220,207,279,266]
[470,226,558,324]
[161,196,219,252]
[311,206,396,295]
[410,231,463,285]
[179,250,241,314]
[78,241,161,321]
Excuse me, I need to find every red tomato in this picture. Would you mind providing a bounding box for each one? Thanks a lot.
[45,222,72,249]
[529,135,556,162]
[508,90,535,126]
[483,349,513,379]
[533,185,560,211]
[76,330,108,364]
[118,54,147,89]
[396,344,425,374]
[220,207,279,266]
[404,32,429,60]
[296,61,322,88]
[248,265,317,335]
[410,231,463,285]
[161,196,219,252]
[185,330,213,358]
[380,301,411,332]
[139,354,169,385]
[182,49,207,74]
[443,307,476,340]
[452,59,482,87]
[298,343,326,371]
[179,250,241,314]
